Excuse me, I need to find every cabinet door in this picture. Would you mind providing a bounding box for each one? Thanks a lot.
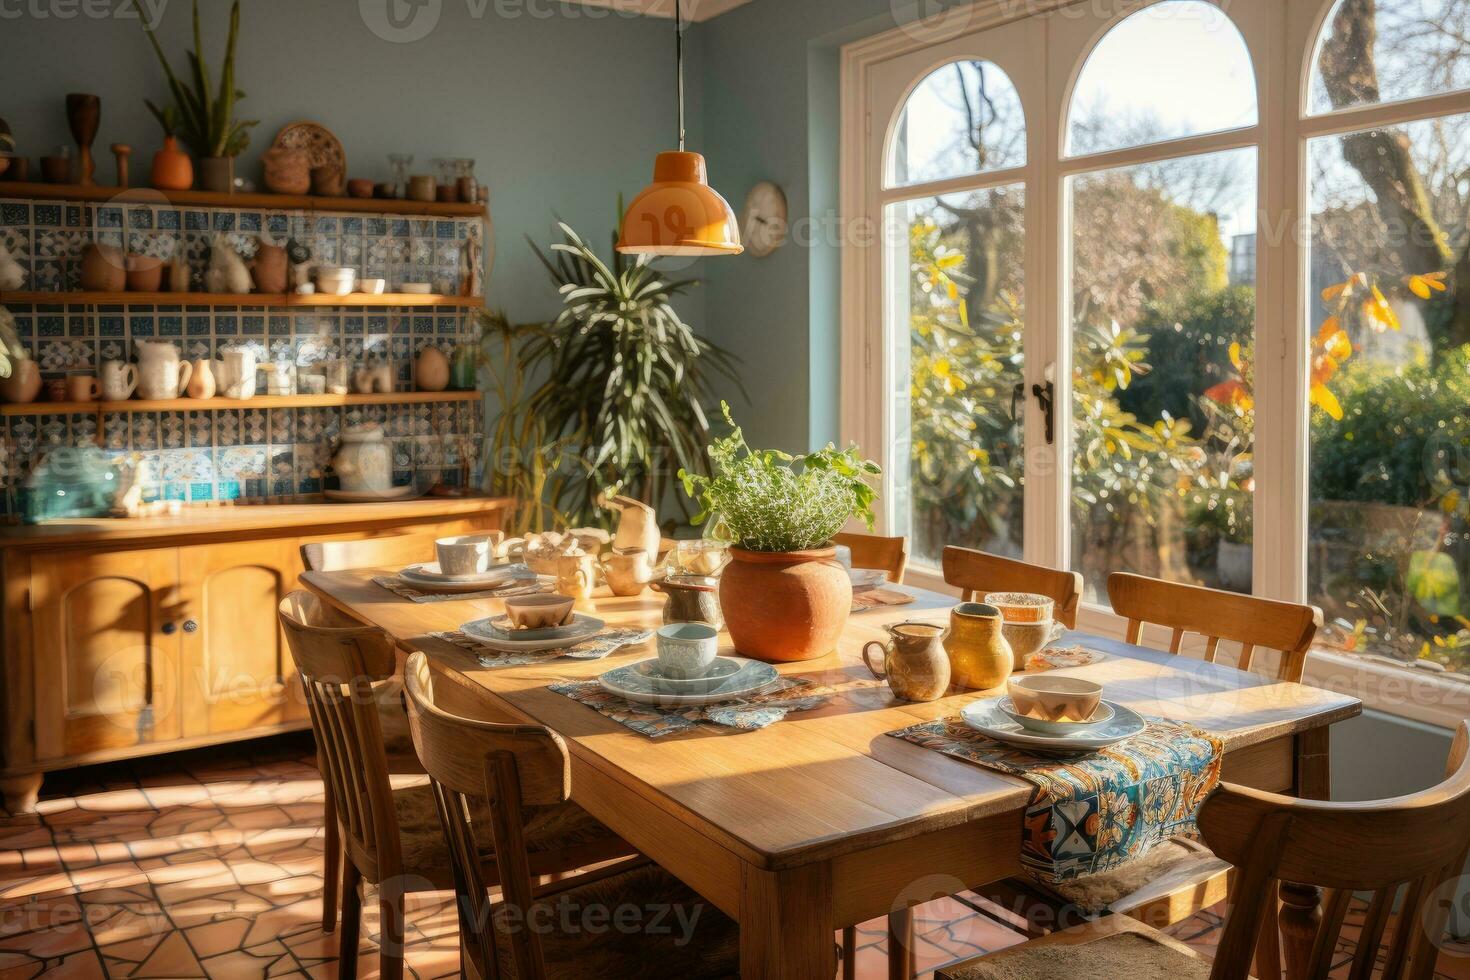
[177,538,308,736]
[31,548,184,760]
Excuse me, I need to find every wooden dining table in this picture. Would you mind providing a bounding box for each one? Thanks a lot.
[301,569,1362,979]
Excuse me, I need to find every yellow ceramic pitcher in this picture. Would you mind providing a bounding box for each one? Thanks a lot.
[945,602,1014,691]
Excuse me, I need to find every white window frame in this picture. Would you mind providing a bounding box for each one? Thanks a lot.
[839,0,1470,728]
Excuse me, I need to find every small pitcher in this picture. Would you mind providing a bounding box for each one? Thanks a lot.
[99,360,137,401]
[945,602,1014,691]
[863,621,951,702]
[555,553,597,601]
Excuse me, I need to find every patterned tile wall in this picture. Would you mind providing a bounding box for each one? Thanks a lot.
[0,198,486,511]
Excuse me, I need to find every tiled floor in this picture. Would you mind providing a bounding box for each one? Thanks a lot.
[1,734,1466,979]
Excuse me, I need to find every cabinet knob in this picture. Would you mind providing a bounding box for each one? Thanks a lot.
[182,619,199,634]
[161,621,176,635]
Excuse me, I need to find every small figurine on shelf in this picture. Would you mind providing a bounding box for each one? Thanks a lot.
[166,239,191,292]
[205,233,250,294]
[459,222,483,297]
[0,242,25,291]
[286,238,313,293]
[111,143,132,188]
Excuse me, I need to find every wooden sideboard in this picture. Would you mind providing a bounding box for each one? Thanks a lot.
[0,495,511,813]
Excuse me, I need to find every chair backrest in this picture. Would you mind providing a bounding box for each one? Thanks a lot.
[301,534,436,573]
[1107,572,1322,682]
[1199,721,1470,980]
[833,531,909,585]
[941,546,1084,628]
[402,651,572,980]
[278,590,402,883]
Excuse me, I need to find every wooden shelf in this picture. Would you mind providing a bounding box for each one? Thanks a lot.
[0,181,487,218]
[0,390,482,416]
[0,290,484,309]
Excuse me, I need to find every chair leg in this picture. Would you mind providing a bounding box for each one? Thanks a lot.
[338,859,362,978]
[1254,880,1283,980]
[888,907,915,980]
[321,798,339,933]
[842,926,856,980]
[379,877,406,980]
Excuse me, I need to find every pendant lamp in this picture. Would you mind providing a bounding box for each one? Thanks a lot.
[616,0,742,256]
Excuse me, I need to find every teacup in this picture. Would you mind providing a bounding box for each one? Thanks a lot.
[985,592,1055,624]
[1006,674,1102,723]
[436,533,501,576]
[503,594,574,630]
[656,623,719,679]
[1001,620,1067,665]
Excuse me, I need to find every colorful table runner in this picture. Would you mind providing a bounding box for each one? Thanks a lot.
[549,677,831,737]
[431,628,654,668]
[888,715,1222,884]
[372,573,550,603]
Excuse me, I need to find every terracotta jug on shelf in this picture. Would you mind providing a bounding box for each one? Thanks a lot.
[151,136,193,191]
[186,359,216,399]
[80,243,126,292]
[0,360,41,404]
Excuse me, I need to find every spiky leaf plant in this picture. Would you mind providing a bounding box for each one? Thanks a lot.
[141,0,257,158]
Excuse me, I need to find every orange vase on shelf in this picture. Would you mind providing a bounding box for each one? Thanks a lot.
[151,137,193,191]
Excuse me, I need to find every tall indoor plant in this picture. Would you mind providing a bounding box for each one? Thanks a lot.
[141,0,256,193]
[682,405,881,662]
[523,220,742,528]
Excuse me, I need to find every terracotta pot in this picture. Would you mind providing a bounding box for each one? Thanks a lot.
[198,156,234,193]
[719,545,851,662]
[125,254,163,292]
[251,240,287,293]
[260,146,310,195]
[415,345,449,392]
[944,602,1014,691]
[41,155,71,184]
[311,165,344,197]
[0,360,41,404]
[80,243,126,292]
[347,178,375,199]
[151,136,193,190]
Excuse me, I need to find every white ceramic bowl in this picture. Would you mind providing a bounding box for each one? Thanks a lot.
[398,282,432,294]
[357,278,386,295]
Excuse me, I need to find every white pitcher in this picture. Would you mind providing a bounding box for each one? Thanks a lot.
[216,345,257,400]
[99,360,138,401]
[135,340,192,400]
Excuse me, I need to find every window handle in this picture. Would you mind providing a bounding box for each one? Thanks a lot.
[1032,381,1055,445]
[1010,381,1025,422]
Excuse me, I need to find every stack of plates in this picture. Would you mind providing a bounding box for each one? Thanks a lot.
[397,562,523,594]
[461,612,605,652]
[598,656,779,708]
[959,696,1144,753]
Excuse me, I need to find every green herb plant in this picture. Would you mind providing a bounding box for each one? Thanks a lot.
[680,404,881,553]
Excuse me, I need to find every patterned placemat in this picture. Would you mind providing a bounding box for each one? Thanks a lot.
[889,715,1222,884]
[372,570,550,603]
[431,627,655,668]
[549,676,832,737]
[1023,645,1108,671]
[851,587,917,612]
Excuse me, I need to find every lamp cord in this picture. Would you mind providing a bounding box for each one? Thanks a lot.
[676,0,685,151]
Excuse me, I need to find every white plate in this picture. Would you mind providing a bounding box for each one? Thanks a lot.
[323,485,418,502]
[400,562,520,586]
[598,657,779,707]
[462,614,605,652]
[847,568,888,591]
[959,698,1144,753]
[996,696,1115,735]
[480,612,604,643]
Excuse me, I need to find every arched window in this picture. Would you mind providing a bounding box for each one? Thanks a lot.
[888,59,1026,187]
[1067,0,1257,156]
[1302,0,1470,666]
[1064,1,1260,599]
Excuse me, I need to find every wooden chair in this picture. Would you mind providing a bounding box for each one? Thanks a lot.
[940,721,1470,980]
[400,651,740,979]
[280,593,623,978]
[941,546,1083,627]
[834,531,909,585]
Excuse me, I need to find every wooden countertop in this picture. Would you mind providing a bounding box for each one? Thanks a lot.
[0,494,513,549]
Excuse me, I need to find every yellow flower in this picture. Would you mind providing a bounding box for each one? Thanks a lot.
[1361,285,1400,332]
[1405,271,1448,300]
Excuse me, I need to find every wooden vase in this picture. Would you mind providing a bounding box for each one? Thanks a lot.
[719,545,851,663]
[65,94,100,186]
[151,137,193,190]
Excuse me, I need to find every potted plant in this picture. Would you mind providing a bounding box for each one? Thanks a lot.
[141,0,256,193]
[145,104,193,191]
[681,405,881,662]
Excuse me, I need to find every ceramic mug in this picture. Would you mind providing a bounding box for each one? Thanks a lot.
[555,553,597,601]
[66,374,101,402]
[1000,620,1067,666]
[99,361,137,401]
[435,533,501,576]
[863,621,952,702]
[656,623,719,679]
[602,548,653,596]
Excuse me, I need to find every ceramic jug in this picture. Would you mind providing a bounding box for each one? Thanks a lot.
[602,548,653,597]
[135,340,191,399]
[602,493,661,557]
[863,621,952,702]
[944,602,1014,691]
[0,360,41,404]
[186,359,216,399]
[99,360,137,401]
[651,575,723,629]
[556,553,597,601]
[332,424,391,492]
[216,346,257,399]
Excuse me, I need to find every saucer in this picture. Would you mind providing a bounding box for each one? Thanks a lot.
[400,561,519,586]
[462,613,605,651]
[959,697,1144,754]
[630,657,743,687]
[599,657,778,706]
[481,612,603,644]
[996,696,1115,736]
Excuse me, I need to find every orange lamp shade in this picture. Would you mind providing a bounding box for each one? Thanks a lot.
[617,151,743,256]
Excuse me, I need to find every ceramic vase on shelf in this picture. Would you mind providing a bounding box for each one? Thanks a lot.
[80,243,126,292]
[186,359,216,399]
[151,136,193,190]
[944,602,1013,691]
[0,360,41,404]
[135,339,191,399]
[198,156,234,193]
[415,345,449,392]
[333,424,392,493]
[719,545,851,663]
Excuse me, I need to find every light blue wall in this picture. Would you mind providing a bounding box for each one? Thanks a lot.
[0,0,703,327]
